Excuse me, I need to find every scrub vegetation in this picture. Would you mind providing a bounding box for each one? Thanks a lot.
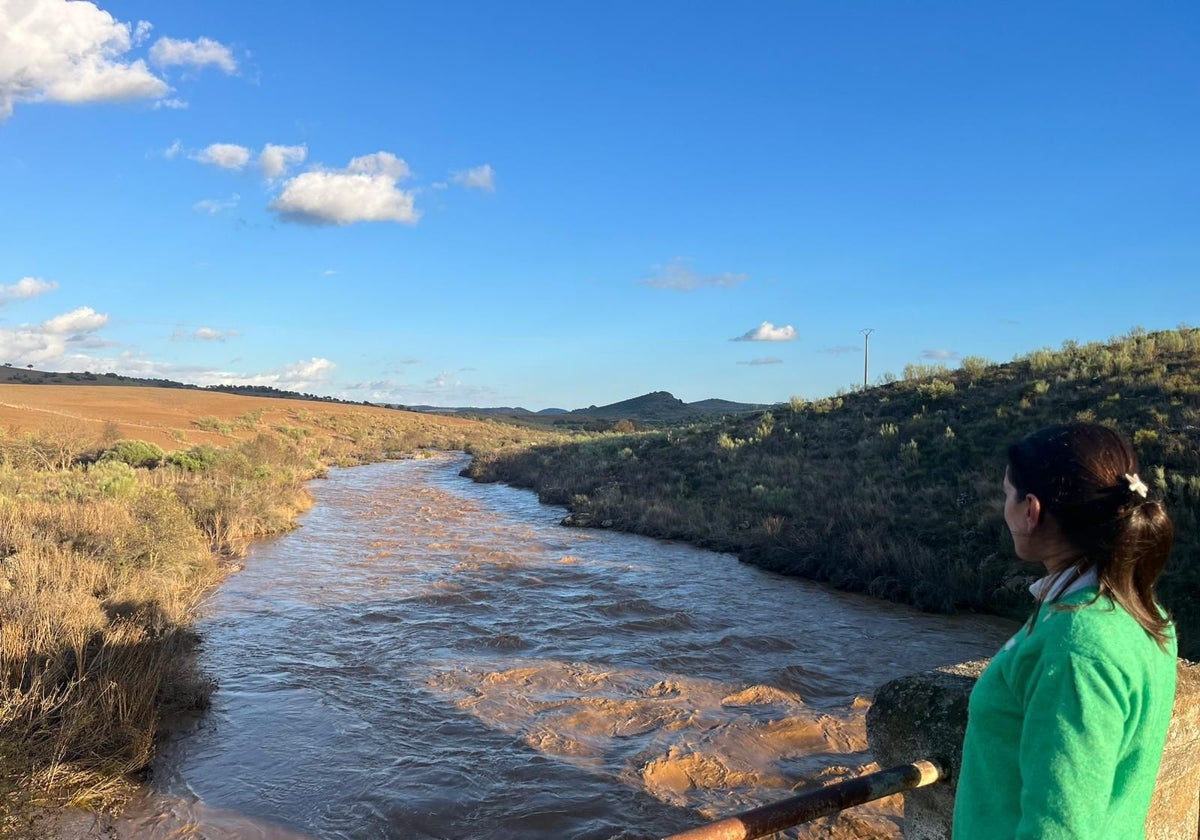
[467,326,1200,658]
[4,327,1199,833]
[0,396,563,836]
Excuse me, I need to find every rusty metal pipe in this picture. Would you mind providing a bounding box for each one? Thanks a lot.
[659,759,942,840]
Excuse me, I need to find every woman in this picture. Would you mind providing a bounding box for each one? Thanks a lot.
[952,423,1177,838]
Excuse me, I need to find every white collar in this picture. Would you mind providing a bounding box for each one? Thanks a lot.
[1029,566,1099,603]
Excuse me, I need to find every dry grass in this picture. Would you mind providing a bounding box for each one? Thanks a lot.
[0,387,571,834]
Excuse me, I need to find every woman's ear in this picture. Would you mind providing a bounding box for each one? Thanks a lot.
[1022,493,1042,533]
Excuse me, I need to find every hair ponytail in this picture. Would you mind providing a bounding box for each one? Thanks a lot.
[1106,500,1173,647]
[1008,423,1174,649]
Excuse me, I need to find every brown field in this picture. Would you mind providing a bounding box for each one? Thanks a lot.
[0,385,569,833]
[0,384,486,451]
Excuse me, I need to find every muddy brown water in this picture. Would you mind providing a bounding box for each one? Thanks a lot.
[73,455,1017,839]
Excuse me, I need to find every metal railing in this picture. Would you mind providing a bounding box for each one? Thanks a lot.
[660,759,942,840]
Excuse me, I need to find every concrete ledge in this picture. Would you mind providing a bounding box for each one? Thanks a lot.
[866,659,1200,839]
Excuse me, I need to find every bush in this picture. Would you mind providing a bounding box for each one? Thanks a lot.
[101,439,164,468]
[165,444,222,473]
[88,460,138,497]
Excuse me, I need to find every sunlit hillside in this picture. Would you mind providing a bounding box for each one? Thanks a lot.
[468,327,1200,658]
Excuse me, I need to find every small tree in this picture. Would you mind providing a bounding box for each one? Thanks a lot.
[101,439,165,468]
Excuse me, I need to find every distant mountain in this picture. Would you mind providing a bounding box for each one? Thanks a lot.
[407,405,535,415]
[687,398,772,414]
[571,391,771,422]
[571,391,691,421]
[405,391,771,423]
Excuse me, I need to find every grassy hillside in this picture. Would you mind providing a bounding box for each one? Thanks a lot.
[467,327,1200,657]
[0,390,567,833]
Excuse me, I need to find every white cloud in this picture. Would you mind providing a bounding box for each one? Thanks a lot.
[451,164,495,192]
[349,373,495,406]
[0,305,110,366]
[922,349,961,360]
[0,277,59,305]
[164,138,183,158]
[259,143,308,179]
[820,345,860,355]
[270,151,419,226]
[0,0,169,119]
[732,322,797,342]
[737,357,783,366]
[642,258,748,291]
[43,306,108,334]
[347,152,410,179]
[154,97,187,110]
[149,36,237,74]
[172,326,239,342]
[322,269,337,276]
[202,357,336,391]
[193,142,251,170]
[192,193,240,214]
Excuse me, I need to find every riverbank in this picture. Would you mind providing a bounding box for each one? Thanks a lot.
[466,327,1200,658]
[0,395,568,838]
[44,456,1014,840]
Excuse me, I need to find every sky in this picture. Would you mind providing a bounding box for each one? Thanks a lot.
[1,1,1197,410]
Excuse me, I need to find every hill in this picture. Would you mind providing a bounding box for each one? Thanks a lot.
[404,391,768,427]
[0,384,563,460]
[0,365,367,405]
[467,327,1200,658]
[570,391,770,422]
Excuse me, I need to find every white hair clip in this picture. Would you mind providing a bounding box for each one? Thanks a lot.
[1124,473,1149,499]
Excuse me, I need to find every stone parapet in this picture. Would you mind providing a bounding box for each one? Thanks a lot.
[866,660,1200,839]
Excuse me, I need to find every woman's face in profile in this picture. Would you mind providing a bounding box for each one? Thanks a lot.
[1003,469,1030,560]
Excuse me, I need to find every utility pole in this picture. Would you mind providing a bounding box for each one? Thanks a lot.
[860,329,874,389]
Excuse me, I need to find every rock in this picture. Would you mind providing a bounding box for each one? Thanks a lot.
[865,661,986,840]
[865,659,1200,839]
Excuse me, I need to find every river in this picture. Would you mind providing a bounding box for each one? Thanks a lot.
[73,454,1016,839]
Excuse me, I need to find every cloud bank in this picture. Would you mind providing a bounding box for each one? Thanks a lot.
[193,194,240,214]
[149,36,237,74]
[642,258,748,291]
[732,322,797,342]
[172,326,240,341]
[0,305,111,366]
[259,143,308,179]
[451,164,495,192]
[0,1,234,120]
[0,277,59,305]
[194,143,252,170]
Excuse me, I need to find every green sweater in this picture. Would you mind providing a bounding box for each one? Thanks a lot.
[952,587,1176,839]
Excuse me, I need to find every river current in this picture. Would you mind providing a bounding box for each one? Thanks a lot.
[75,454,1016,839]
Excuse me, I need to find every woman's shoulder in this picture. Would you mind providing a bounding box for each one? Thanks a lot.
[1042,589,1176,662]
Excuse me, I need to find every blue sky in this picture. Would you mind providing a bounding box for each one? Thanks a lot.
[1,1,1197,409]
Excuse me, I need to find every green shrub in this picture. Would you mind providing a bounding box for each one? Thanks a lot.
[165,444,222,472]
[88,459,138,497]
[917,378,956,400]
[101,439,164,468]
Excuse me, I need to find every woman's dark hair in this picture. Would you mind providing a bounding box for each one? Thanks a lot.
[1008,422,1173,647]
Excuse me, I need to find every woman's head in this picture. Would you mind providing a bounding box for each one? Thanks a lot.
[1006,422,1173,644]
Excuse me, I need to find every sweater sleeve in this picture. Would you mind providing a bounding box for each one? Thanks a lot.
[1015,648,1131,839]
